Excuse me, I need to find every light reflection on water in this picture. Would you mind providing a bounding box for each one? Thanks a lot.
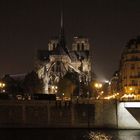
[87,131,112,140]
[85,130,140,140]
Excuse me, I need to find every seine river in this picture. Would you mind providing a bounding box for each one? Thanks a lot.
[0,129,140,140]
[0,128,140,140]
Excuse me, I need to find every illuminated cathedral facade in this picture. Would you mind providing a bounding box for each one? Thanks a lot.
[35,14,93,96]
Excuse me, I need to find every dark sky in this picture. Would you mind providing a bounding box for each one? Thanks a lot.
[0,0,140,81]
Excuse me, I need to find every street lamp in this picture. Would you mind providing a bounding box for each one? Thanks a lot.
[94,82,103,99]
[129,87,133,91]
[94,83,103,89]
[50,85,58,94]
[0,82,6,93]
[62,93,65,100]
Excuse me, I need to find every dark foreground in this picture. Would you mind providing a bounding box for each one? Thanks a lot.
[0,129,140,140]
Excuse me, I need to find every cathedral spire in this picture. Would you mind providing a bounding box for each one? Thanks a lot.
[55,1,71,59]
[60,0,64,38]
[59,9,65,44]
[60,10,63,33]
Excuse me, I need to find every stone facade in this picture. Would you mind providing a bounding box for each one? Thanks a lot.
[36,36,92,95]
[119,37,140,94]
[35,13,93,96]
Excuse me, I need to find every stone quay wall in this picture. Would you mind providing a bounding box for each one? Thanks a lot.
[0,100,118,128]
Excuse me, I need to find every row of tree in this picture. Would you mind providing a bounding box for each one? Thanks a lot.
[57,71,98,98]
[1,70,100,98]
[1,71,44,97]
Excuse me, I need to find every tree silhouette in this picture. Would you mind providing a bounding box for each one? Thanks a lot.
[57,71,79,98]
[23,71,44,94]
[2,74,21,94]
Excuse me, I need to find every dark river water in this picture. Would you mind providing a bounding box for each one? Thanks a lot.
[0,129,140,140]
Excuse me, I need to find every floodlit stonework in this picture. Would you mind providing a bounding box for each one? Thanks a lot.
[35,14,92,94]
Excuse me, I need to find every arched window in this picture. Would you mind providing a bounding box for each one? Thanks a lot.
[82,43,84,50]
[77,44,80,51]
[53,43,56,50]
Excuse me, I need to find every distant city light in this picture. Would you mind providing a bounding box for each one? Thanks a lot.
[104,93,120,100]
[121,93,136,100]
[105,80,109,83]
[104,80,111,85]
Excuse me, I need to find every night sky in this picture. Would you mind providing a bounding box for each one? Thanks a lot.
[0,0,140,81]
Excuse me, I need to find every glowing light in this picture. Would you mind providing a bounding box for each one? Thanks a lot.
[120,93,136,100]
[101,91,104,94]
[0,82,6,88]
[129,87,133,91]
[94,82,102,89]
[105,80,109,83]
[104,80,111,85]
[88,131,112,140]
[104,93,120,100]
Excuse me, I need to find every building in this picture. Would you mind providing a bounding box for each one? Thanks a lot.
[110,71,119,94]
[119,37,140,95]
[71,37,92,81]
[35,13,93,96]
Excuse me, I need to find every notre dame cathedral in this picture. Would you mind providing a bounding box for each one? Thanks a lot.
[35,13,93,97]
